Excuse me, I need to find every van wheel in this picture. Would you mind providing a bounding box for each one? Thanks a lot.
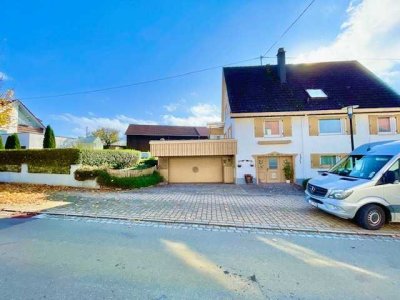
[356,204,386,230]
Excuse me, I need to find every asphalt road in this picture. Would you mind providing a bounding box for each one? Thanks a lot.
[0,215,399,300]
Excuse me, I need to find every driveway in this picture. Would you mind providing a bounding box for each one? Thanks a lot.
[42,184,400,235]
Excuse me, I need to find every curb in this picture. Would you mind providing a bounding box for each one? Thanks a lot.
[3,208,400,239]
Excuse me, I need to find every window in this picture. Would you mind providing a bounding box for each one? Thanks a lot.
[268,158,278,169]
[319,119,343,134]
[320,155,339,168]
[306,89,327,99]
[378,117,396,134]
[264,120,282,137]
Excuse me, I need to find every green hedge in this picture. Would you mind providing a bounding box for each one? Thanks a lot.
[74,167,105,181]
[80,149,139,169]
[97,171,163,189]
[0,149,81,174]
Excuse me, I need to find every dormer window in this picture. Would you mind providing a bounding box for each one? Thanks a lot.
[306,89,327,99]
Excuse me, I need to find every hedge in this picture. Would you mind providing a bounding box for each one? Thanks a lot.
[80,149,139,169]
[0,149,81,174]
[96,171,163,189]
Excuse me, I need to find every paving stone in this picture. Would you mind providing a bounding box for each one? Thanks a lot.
[44,183,400,236]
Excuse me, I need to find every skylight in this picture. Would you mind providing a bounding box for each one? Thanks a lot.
[306,89,328,99]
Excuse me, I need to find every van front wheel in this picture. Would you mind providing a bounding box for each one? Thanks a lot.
[356,204,386,230]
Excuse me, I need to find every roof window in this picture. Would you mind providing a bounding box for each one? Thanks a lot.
[306,89,327,99]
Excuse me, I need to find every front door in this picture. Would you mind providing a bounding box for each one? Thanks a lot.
[266,157,280,183]
[257,155,293,183]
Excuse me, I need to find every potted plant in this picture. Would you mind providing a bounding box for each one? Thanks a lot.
[283,160,293,183]
[244,174,253,184]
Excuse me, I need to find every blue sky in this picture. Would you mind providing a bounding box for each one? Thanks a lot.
[1,0,399,137]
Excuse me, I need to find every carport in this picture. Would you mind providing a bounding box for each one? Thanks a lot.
[150,139,237,183]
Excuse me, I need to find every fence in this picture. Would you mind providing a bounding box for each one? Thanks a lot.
[107,166,156,178]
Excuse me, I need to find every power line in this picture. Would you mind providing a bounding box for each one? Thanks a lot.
[20,57,259,100]
[262,0,316,57]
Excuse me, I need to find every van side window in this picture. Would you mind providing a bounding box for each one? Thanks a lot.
[382,159,400,184]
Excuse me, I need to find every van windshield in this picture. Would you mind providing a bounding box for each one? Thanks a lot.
[329,155,393,179]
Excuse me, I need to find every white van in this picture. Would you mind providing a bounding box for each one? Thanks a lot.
[305,140,400,230]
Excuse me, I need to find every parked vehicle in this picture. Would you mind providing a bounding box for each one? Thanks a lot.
[305,140,400,230]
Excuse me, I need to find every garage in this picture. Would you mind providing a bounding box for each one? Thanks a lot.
[169,156,223,183]
[150,139,237,184]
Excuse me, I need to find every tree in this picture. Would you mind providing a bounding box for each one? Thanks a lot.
[43,125,56,148]
[0,137,3,150]
[92,128,119,148]
[5,133,21,149]
[0,89,14,129]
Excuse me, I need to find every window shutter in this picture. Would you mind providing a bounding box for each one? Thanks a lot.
[308,117,318,136]
[310,154,320,169]
[344,116,356,135]
[254,118,264,137]
[369,115,378,135]
[396,114,400,134]
[282,117,292,137]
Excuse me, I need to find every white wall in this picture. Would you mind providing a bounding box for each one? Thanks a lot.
[0,164,99,188]
[0,133,76,149]
[233,114,400,184]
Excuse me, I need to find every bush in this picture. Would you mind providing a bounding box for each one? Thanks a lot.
[97,171,163,189]
[302,178,311,190]
[5,134,21,149]
[80,149,139,169]
[43,125,56,148]
[74,167,105,181]
[0,148,81,174]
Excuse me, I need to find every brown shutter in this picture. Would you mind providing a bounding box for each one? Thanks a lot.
[282,117,292,137]
[369,115,378,135]
[344,116,356,135]
[254,118,264,137]
[396,114,400,134]
[310,154,320,169]
[309,116,318,136]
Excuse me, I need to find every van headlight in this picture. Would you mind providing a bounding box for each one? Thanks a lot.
[328,189,353,200]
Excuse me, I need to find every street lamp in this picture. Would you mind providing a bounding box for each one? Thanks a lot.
[344,105,359,151]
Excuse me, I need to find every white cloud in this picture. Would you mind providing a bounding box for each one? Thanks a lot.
[0,71,8,81]
[296,0,400,86]
[163,103,220,126]
[53,113,157,137]
[163,98,186,112]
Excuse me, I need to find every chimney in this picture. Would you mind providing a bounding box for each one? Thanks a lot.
[277,48,286,83]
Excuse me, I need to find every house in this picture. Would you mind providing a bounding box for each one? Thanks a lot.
[0,98,75,149]
[109,139,127,149]
[151,48,400,184]
[64,136,104,150]
[125,124,208,151]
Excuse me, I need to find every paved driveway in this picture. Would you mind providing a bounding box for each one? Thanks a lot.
[45,184,400,235]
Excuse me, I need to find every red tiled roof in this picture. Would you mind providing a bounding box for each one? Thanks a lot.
[125,124,208,137]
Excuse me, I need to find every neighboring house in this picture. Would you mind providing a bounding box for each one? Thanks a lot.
[109,139,127,149]
[64,136,104,150]
[0,99,75,149]
[125,124,208,151]
[151,48,400,184]
[222,48,400,184]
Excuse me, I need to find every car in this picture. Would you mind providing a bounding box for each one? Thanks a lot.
[305,140,400,230]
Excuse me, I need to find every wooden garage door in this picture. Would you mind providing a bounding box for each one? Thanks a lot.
[169,157,223,183]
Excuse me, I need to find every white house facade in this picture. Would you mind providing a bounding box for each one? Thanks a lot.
[0,98,75,149]
[222,48,400,184]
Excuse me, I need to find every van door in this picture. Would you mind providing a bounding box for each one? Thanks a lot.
[382,159,400,222]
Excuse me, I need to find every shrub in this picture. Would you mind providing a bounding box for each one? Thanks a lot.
[302,178,311,190]
[141,157,158,167]
[0,148,81,174]
[5,134,21,149]
[0,137,3,150]
[43,125,56,148]
[283,160,293,181]
[74,167,104,181]
[97,171,163,189]
[80,149,138,169]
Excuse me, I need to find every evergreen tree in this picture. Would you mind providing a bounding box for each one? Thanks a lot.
[43,125,56,148]
[0,137,3,149]
[5,133,21,149]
